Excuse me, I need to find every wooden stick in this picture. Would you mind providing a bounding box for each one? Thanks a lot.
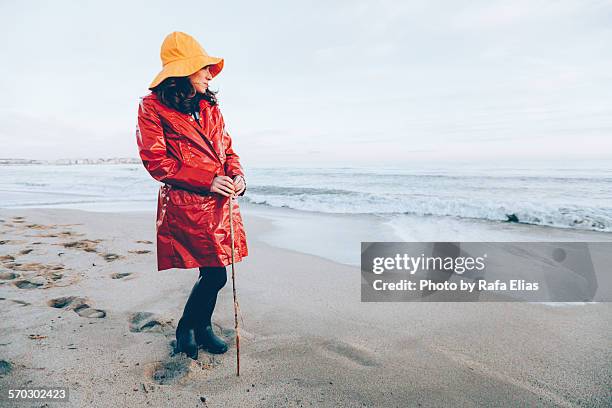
[229,194,240,376]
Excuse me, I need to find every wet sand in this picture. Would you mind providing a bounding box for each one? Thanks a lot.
[0,207,610,407]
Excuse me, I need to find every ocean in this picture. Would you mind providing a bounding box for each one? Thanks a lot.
[1,163,610,234]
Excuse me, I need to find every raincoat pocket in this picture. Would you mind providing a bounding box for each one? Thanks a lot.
[166,202,217,257]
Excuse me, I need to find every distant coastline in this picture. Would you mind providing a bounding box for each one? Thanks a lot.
[0,158,141,165]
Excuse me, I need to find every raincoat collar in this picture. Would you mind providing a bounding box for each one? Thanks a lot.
[148,92,222,164]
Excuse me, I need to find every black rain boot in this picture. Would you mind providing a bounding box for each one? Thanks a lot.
[194,266,229,354]
[196,324,228,354]
[175,275,208,360]
[175,317,198,360]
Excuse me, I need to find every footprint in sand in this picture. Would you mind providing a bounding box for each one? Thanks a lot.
[47,296,106,318]
[144,358,193,385]
[59,230,83,237]
[101,253,122,262]
[319,339,380,367]
[0,256,16,268]
[14,278,45,289]
[0,360,13,376]
[24,224,56,230]
[129,312,172,334]
[49,272,63,281]
[1,298,31,306]
[48,296,84,308]
[73,304,106,318]
[61,240,123,262]
[0,272,19,280]
[128,250,151,255]
[62,239,101,253]
[110,272,132,280]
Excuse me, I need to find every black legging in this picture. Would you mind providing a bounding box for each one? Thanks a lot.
[180,266,228,328]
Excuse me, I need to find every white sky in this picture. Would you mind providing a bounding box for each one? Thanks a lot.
[1,0,611,167]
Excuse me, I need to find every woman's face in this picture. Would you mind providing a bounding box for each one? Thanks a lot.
[188,65,213,94]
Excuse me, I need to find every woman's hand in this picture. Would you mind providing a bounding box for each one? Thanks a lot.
[233,175,246,196]
[210,176,235,197]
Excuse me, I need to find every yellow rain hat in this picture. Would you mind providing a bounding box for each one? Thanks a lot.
[148,31,224,90]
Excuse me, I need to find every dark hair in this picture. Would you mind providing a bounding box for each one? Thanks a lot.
[152,76,218,113]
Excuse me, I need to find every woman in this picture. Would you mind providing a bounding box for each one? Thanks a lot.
[136,31,248,360]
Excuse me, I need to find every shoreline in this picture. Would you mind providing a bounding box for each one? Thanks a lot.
[3,202,610,267]
[0,207,610,406]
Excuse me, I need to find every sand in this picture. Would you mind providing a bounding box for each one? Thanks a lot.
[0,207,610,407]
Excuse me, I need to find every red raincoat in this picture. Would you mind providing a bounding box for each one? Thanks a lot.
[136,92,248,271]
